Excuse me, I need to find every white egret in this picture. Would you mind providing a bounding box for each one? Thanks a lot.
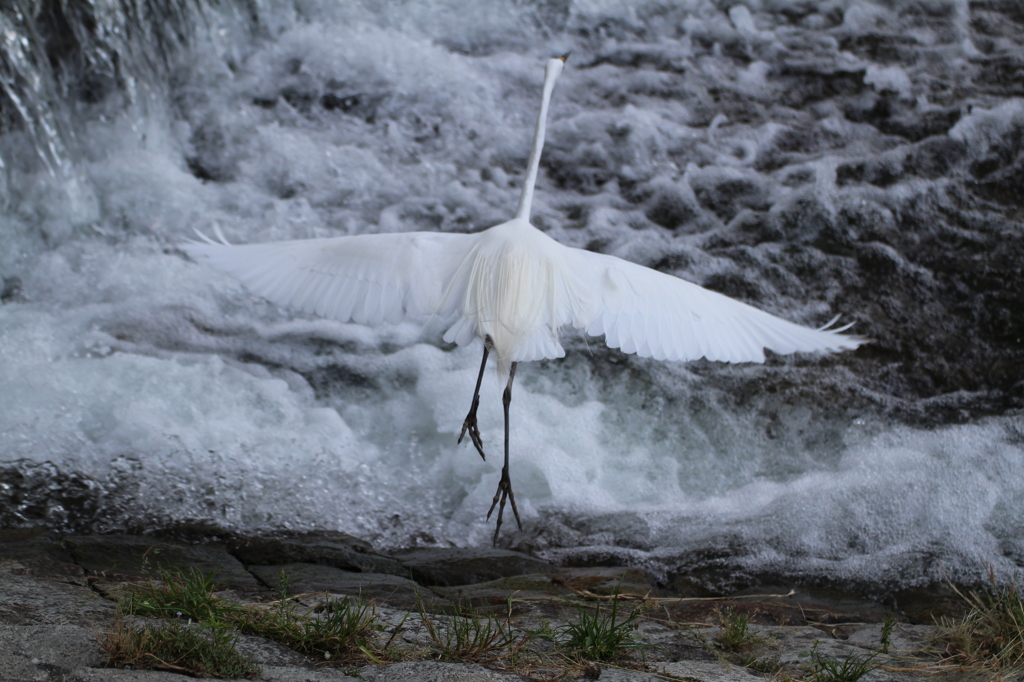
[182,56,863,544]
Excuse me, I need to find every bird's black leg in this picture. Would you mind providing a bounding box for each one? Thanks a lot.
[487,361,522,545]
[458,336,491,461]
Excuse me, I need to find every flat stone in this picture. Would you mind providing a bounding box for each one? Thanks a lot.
[67,669,211,680]
[0,527,82,579]
[631,622,718,665]
[231,532,408,577]
[556,566,658,597]
[248,562,446,611]
[666,585,893,627]
[0,562,115,626]
[261,667,360,681]
[234,631,312,668]
[656,660,767,681]
[0,623,104,681]
[392,548,556,587]
[64,534,262,591]
[845,622,933,653]
[892,584,968,624]
[359,661,529,681]
[431,573,576,608]
[771,625,865,668]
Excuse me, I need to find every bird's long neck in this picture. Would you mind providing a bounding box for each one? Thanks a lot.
[514,58,564,222]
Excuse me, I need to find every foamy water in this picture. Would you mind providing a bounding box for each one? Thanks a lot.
[1,0,1021,590]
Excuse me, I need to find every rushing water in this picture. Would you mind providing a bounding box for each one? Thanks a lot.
[1,0,1022,595]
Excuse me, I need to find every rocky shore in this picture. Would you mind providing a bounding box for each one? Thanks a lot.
[0,527,966,681]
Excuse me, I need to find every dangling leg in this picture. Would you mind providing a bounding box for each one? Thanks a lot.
[487,362,522,545]
[458,336,491,461]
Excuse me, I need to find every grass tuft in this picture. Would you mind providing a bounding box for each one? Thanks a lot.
[802,640,877,682]
[878,611,896,654]
[935,576,1024,677]
[560,595,649,662]
[99,615,260,678]
[419,599,527,664]
[121,566,241,625]
[108,566,389,668]
[235,591,384,663]
[714,606,765,652]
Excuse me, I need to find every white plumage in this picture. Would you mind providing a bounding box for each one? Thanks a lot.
[182,217,860,378]
[182,56,862,543]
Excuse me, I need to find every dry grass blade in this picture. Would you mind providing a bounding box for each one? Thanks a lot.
[935,573,1024,678]
[714,606,766,652]
[235,592,384,663]
[99,614,260,679]
[418,597,527,664]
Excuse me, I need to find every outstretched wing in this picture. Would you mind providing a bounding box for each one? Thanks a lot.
[564,248,863,363]
[181,231,478,328]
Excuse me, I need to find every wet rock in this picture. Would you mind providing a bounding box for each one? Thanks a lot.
[64,534,262,591]
[666,584,894,629]
[0,527,81,579]
[247,562,443,611]
[891,584,970,624]
[557,566,659,597]
[230,531,409,578]
[430,573,574,607]
[0,461,130,534]
[392,547,556,587]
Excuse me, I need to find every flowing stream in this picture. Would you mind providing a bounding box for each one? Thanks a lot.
[1,0,1022,596]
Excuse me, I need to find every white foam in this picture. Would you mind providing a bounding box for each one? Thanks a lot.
[0,0,1019,587]
[949,99,1024,153]
[864,64,913,99]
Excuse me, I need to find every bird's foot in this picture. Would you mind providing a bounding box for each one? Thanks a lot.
[486,466,522,545]
[458,396,486,461]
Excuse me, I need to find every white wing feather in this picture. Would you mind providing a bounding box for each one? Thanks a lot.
[182,227,861,365]
[181,232,478,329]
[563,248,863,363]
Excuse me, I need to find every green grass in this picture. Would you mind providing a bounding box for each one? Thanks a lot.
[99,616,260,678]
[107,566,389,668]
[935,578,1024,677]
[714,606,765,652]
[879,611,896,654]
[802,640,878,682]
[121,565,242,624]
[236,592,384,662]
[419,600,526,663]
[560,595,649,662]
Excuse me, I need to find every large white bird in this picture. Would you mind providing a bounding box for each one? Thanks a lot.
[183,56,862,543]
